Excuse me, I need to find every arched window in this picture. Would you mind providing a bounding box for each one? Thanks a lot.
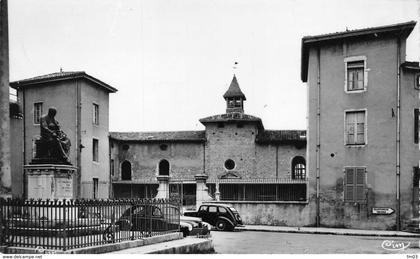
[159,159,170,176]
[121,160,132,180]
[292,156,306,180]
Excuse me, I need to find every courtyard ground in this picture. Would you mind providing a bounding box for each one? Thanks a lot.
[211,230,420,254]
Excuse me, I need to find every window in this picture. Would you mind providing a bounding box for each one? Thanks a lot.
[158,159,170,176]
[93,103,99,125]
[209,206,217,213]
[224,159,235,170]
[33,102,43,124]
[92,139,99,162]
[110,159,114,176]
[345,110,366,145]
[121,160,132,180]
[93,178,98,199]
[199,206,208,212]
[344,167,366,203]
[227,98,235,108]
[415,109,419,144]
[291,156,306,179]
[416,75,420,89]
[218,207,227,213]
[344,56,367,92]
[234,98,242,107]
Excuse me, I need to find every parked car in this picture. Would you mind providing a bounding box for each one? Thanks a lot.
[102,204,179,241]
[184,204,243,231]
[179,216,211,237]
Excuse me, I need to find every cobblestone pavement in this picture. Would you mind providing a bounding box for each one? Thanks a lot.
[211,230,420,254]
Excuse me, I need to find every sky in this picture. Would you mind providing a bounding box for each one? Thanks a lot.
[8,0,420,132]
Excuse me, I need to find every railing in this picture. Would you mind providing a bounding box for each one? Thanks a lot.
[207,177,309,184]
[219,183,307,202]
[0,198,180,252]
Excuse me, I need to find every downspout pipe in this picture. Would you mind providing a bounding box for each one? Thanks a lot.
[22,89,26,198]
[396,38,401,231]
[76,79,82,198]
[316,47,321,227]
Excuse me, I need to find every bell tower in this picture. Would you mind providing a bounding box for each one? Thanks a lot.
[223,75,246,114]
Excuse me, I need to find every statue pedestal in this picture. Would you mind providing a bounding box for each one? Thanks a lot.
[25,164,77,200]
[24,164,77,220]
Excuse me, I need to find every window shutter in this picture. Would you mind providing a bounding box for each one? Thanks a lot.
[355,168,366,202]
[344,61,348,91]
[414,167,419,188]
[344,168,355,201]
[363,60,368,88]
[415,109,419,144]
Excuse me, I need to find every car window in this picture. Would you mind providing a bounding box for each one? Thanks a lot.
[208,206,217,213]
[218,207,227,213]
[199,206,208,211]
[229,207,237,212]
[132,206,145,215]
[152,207,162,217]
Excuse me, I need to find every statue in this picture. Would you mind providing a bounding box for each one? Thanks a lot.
[33,107,71,165]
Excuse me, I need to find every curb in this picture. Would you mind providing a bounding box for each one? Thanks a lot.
[1,232,183,254]
[240,227,420,238]
[147,239,214,254]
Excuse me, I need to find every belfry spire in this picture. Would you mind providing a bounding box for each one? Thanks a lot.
[223,74,246,114]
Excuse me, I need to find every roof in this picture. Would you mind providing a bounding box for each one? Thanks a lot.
[301,21,417,82]
[256,130,306,144]
[402,61,420,71]
[223,75,246,100]
[109,131,206,143]
[199,112,263,128]
[10,71,118,93]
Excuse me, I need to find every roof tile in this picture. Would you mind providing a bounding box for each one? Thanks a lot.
[109,131,206,142]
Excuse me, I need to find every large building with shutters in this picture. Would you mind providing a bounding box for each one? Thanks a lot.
[301,21,419,231]
[9,71,118,199]
[109,75,309,226]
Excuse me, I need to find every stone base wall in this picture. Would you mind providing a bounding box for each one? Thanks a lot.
[206,201,313,226]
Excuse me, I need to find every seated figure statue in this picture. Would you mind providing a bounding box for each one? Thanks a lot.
[33,107,71,164]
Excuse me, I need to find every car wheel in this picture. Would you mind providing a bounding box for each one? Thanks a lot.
[216,220,229,231]
[181,227,189,237]
[103,227,115,242]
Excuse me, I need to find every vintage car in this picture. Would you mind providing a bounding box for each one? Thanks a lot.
[102,204,210,241]
[184,204,243,231]
[180,215,211,237]
[102,204,179,241]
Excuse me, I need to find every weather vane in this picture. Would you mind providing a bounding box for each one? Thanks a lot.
[233,61,238,74]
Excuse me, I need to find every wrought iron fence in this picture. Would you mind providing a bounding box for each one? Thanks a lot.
[0,198,180,252]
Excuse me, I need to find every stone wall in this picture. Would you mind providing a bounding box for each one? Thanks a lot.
[111,141,205,182]
[208,201,312,226]
[0,0,10,198]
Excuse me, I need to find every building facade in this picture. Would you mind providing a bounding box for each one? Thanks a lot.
[10,71,117,199]
[301,21,419,230]
[110,75,309,225]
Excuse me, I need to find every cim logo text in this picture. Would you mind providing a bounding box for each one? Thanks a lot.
[381,240,410,251]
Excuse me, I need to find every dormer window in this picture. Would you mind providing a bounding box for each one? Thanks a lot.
[234,98,242,107]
